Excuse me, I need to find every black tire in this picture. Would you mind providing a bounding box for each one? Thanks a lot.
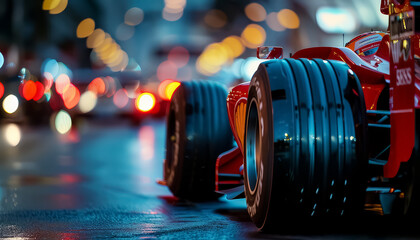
[164,81,234,201]
[244,59,367,230]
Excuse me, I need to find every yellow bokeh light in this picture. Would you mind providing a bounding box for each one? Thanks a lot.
[87,29,105,49]
[42,0,60,10]
[95,35,113,53]
[49,0,67,14]
[165,82,181,100]
[244,3,267,22]
[222,36,245,58]
[77,18,95,38]
[241,24,266,49]
[110,52,129,72]
[277,9,300,29]
[196,57,221,76]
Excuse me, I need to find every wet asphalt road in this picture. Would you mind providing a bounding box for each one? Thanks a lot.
[0,117,420,239]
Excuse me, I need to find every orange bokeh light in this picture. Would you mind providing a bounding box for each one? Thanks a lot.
[62,84,80,109]
[88,77,106,96]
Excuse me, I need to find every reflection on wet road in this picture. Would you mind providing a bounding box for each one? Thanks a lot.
[0,119,254,239]
[0,119,419,239]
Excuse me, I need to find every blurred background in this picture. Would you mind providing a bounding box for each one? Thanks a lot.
[0,0,388,131]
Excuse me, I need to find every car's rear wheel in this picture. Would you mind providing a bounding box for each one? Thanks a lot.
[165,81,233,201]
[244,59,368,230]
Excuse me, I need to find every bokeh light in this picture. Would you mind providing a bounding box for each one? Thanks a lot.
[113,89,129,108]
[33,82,45,101]
[42,59,59,78]
[43,72,54,92]
[62,84,80,109]
[77,18,95,38]
[277,9,300,29]
[3,94,19,114]
[162,9,183,21]
[79,91,97,113]
[241,24,266,49]
[0,52,4,69]
[49,0,67,14]
[158,80,180,100]
[316,7,357,33]
[204,9,227,28]
[165,82,181,100]
[222,36,245,58]
[55,110,72,134]
[125,7,144,26]
[42,0,60,10]
[136,93,156,112]
[87,29,106,49]
[0,82,4,99]
[3,123,21,147]
[245,3,267,22]
[163,0,186,21]
[88,77,106,96]
[22,81,37,101]
[266,12,285,32]
[55,74,71,95]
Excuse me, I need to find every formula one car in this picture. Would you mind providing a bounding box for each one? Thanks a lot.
[162,0,420,230]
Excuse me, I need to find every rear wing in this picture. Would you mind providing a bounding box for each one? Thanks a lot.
[384,0,419,177]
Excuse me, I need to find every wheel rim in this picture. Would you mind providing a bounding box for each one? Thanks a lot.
[246,99,260,194]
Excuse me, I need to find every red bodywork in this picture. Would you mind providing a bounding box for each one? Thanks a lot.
[216,1,420,192]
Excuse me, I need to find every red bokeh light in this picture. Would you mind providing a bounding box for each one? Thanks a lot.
[0,82,4,99]
[88,77,106,96]
[33,82,45,101]
[22,80,37,100]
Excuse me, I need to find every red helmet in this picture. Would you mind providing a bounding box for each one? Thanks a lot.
[345,31,386,56]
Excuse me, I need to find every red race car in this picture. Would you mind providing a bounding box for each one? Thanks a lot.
[162,0,420,230]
